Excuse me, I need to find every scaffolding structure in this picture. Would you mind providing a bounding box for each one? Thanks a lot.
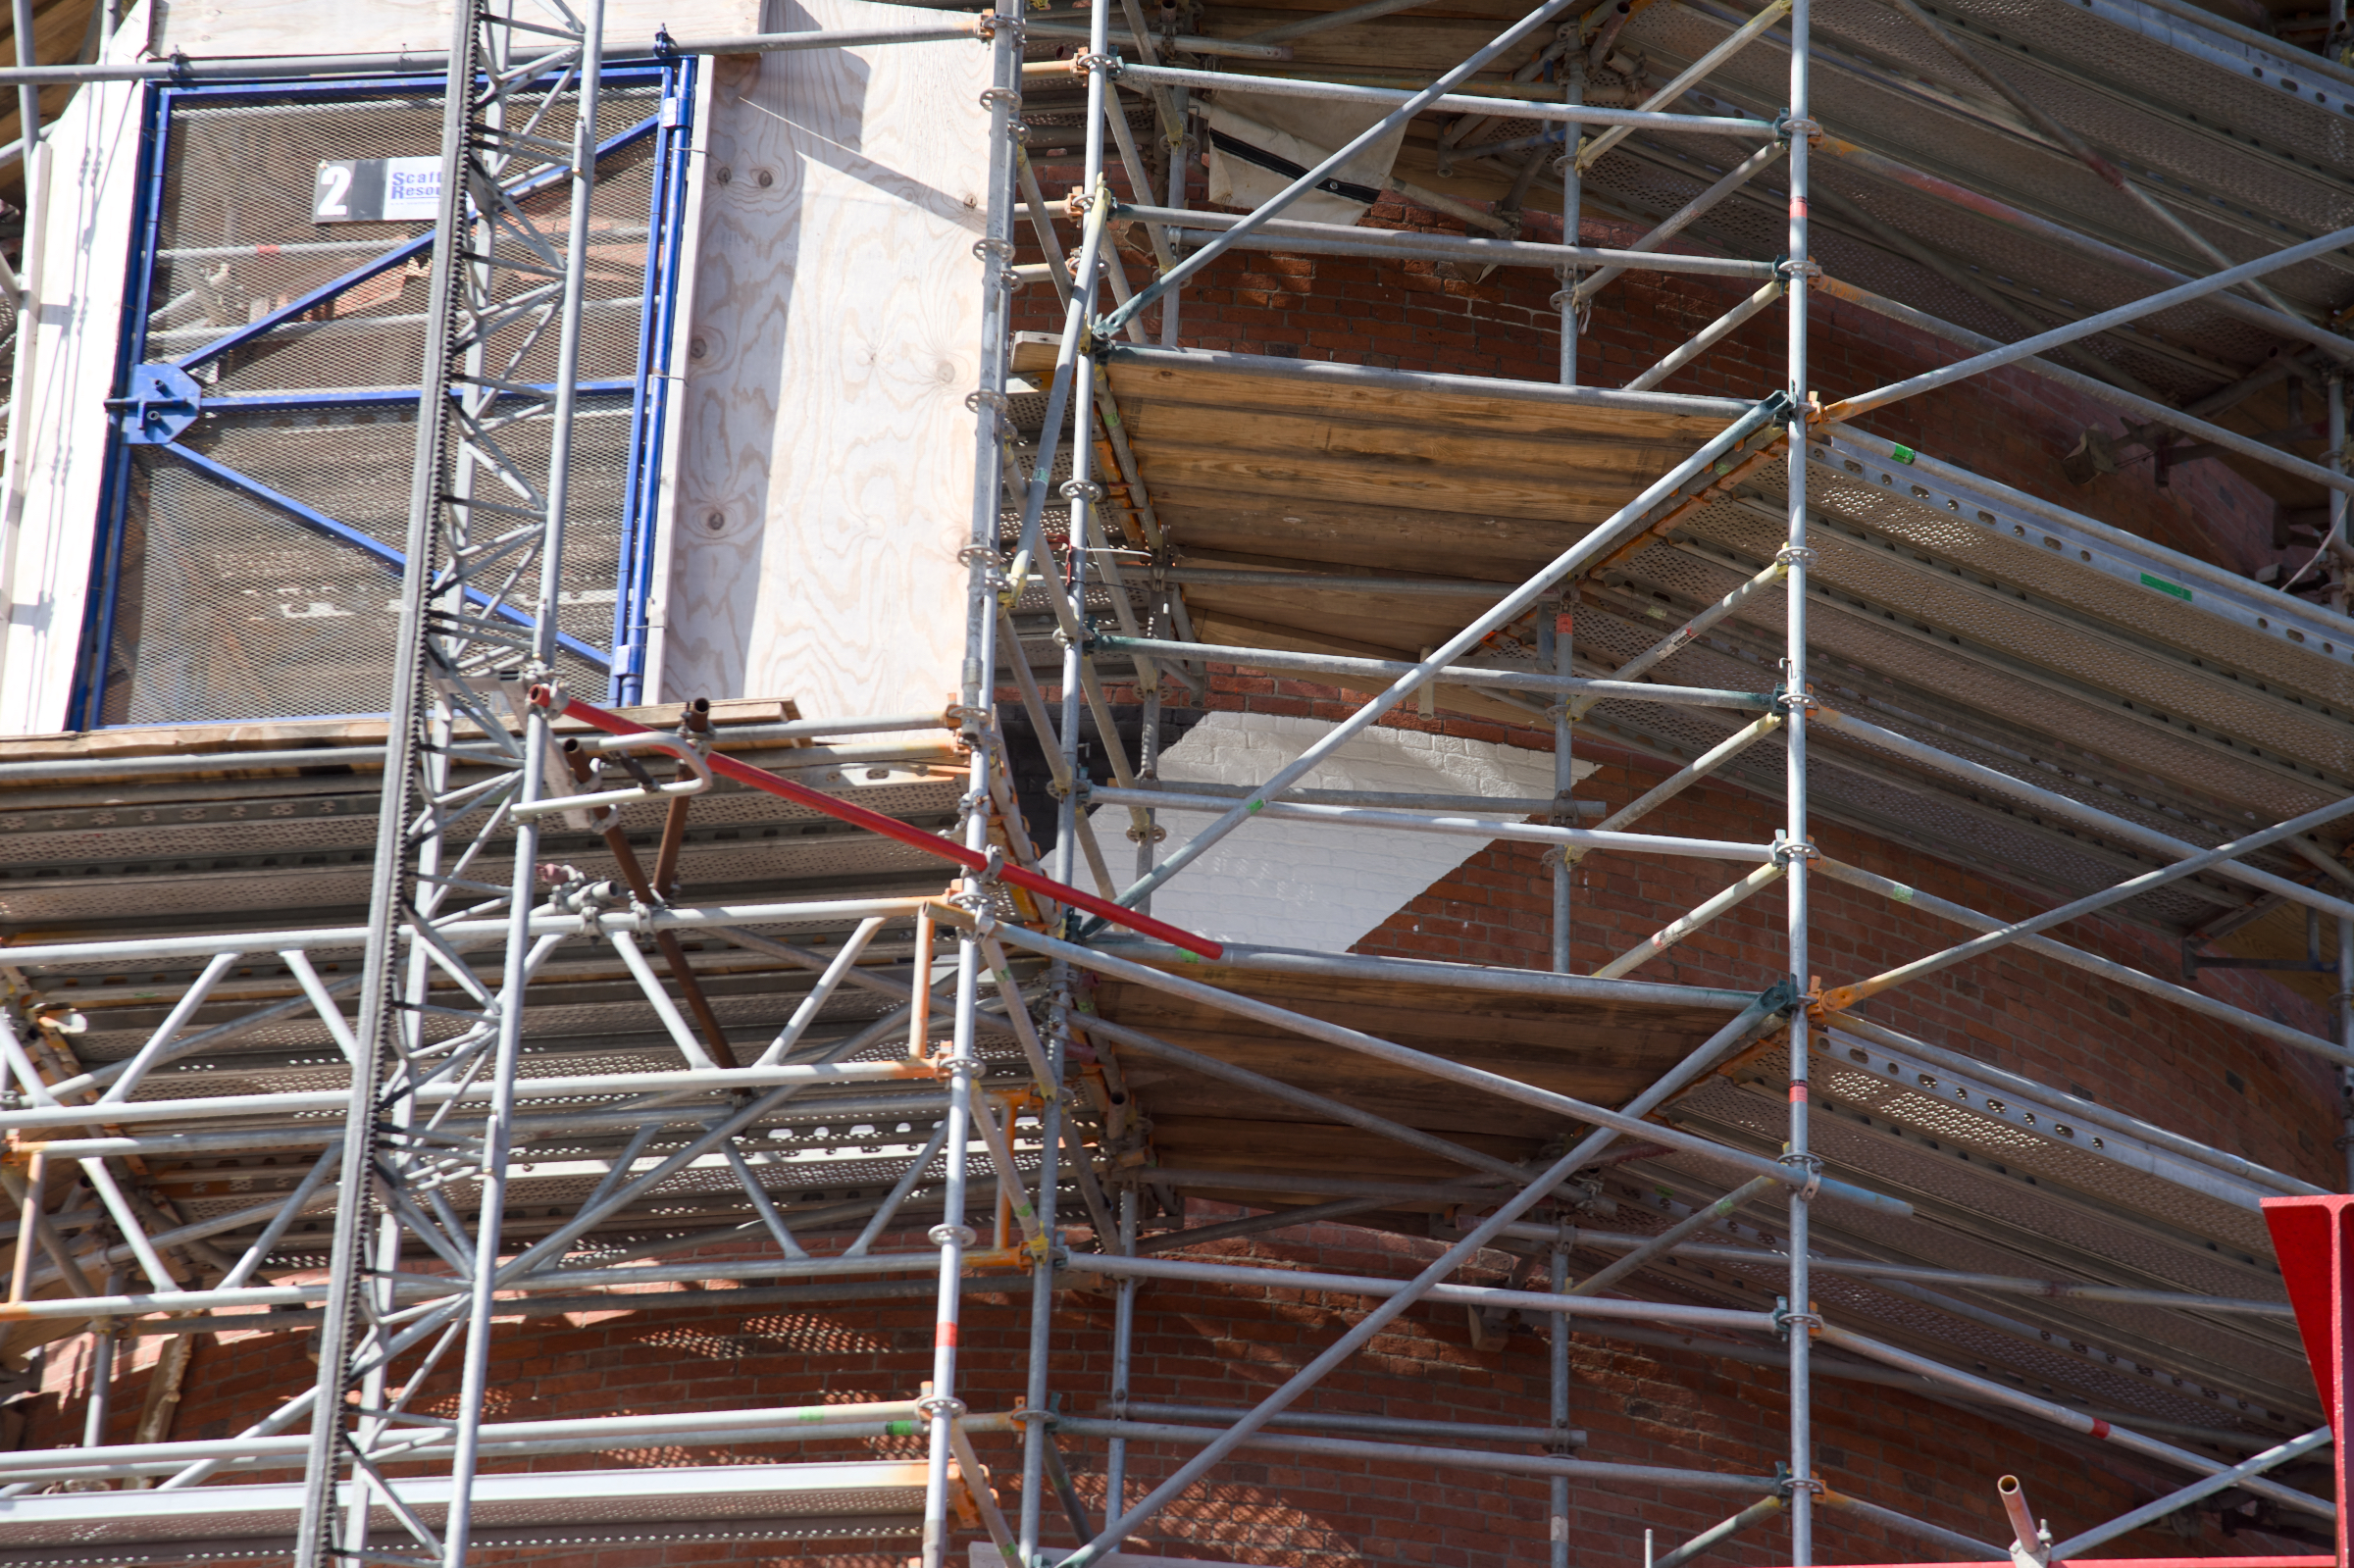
[4,0,2354,1562]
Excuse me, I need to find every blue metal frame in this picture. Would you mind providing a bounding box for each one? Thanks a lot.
[71,59,697,728]
[613,59,698,704]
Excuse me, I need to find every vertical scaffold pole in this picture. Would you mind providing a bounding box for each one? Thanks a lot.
[2339,915,2353,1191]
[1556,54,1583,386]
[1542,600,1573,972]
[1107,1187,1140,1519]
[2329,373,2346,614]
[930,0,1024,1559]
[1025,1,1110,1550]
[1549,1239,1572,1568]
[1781,0,1817,1555]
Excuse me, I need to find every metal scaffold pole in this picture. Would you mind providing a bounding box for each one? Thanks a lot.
[1780,0,1817,1559]
[932,0,1024,1560]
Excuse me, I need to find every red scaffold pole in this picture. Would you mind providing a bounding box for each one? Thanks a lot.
[530,686,1225,961]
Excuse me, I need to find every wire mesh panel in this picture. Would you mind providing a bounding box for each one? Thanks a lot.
[77,64,693,728]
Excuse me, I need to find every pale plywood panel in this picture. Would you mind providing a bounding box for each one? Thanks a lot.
[661,0,986,731]
[150,0,758,59]
[0,15,149,736]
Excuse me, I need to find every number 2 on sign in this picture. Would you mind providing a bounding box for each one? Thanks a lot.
[316,164,352,219]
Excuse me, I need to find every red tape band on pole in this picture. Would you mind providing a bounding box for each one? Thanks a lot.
[531,688,1224,960]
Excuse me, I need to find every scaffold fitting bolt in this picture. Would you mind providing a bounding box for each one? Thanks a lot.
[1777,1149,1824,1202]
[979,86,1022,111]
[1059,478,1106,504]
[916,1393,969,1420]
[929,1224,979,1249]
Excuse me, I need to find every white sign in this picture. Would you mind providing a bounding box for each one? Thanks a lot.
[313,157,442,224]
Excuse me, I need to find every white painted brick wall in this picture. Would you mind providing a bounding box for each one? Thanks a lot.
[1091,713,1597,953]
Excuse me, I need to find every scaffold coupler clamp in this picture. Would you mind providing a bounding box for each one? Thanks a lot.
[972,236,1020,296]
[916,1391,969,1423]
[975,12,1024,42]
[1771,1293,1822,1342]
[1768,829,1818,869]
[1779,1145,1823,1203]
[1772,1462,1824,1498]
[1771,112,1822,145]
[958,846,1007,925]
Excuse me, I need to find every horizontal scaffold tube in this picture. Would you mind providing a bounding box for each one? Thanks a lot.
[0,1246,1033,1323]
[1088,785,1777,859]
[1058,1251,1777,1330]
[0,25,986,85]
[0,713,952,784]
[1115,1399,1585,1448]
[1488,1222,2293,1314]
[1824,1013,2327,1199]
[0,896,940,968]
[25,1088,957,1160]
[1082,940,1760,1010]
[1114,202,1779,279]
[1815,856,2353,1071]
[1813,706,2354,925]
[1819,1324,2334,1519]
[1113,779,1606,817]
[1053,1417,1771,1491]
[0,1060,936,1133]
[1113,60,1778,134]
[1091,632,1770,707]
[0,1400,1018,1482]
[1098,342,1752,416]
[1813,277,2354,496]
[999,928,1909,1217]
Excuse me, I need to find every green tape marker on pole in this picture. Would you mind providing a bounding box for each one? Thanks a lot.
[1889,443,1917,465]
[2139,572,2192,602]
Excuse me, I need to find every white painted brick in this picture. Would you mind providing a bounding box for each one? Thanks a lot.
[1089,713,1596,953]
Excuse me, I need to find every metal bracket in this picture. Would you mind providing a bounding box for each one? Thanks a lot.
[512,723,713,820]
[107,364,204,445]
[1771,1293,1823,1340]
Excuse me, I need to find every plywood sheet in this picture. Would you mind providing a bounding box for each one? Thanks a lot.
[149,0,759,59]
[0,14,149,736]
[661,0,987,733]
